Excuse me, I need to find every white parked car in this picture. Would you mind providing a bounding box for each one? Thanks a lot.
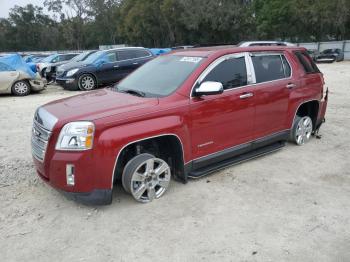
[0,62,46,96]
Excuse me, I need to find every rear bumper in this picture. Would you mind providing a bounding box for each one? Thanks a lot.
[30,79,47,91]
[316,57,336,62]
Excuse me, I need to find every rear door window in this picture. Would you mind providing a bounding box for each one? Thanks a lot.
[251,54,286,83]
[293,51,320,74]
[117,50,134,61]
[105,52,118,62]
[133,49,151,58]
[202,56,247,90]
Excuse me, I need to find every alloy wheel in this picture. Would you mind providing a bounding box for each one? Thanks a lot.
[80,75,95,90]
[14,81,29,95]
[295,116,313,145]
[128,157,171,203]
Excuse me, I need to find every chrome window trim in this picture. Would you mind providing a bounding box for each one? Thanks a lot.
[190,52,252,98]
[110,134,185,188]
[248,52,293,86]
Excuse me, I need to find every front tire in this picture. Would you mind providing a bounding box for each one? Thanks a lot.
[290,116,313,145]
[122,153,171,203]
[78,74,97,91]
[11,81,31,96]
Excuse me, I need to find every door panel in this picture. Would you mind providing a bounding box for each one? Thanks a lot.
[250,53,292,139]
[253,79,291,138]
[190,88,255,160]
[190,53,255,161]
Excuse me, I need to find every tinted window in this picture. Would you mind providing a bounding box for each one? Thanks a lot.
[105,52,117,62]
[203,57,247,90]
[118,50,134,61]
[294,51,320,74]
[63,54,77,60]
[133,49,151,58]
[251,55,285,83]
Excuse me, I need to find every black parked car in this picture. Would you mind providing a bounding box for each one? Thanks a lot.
[316,48,344,63]
[307,49,320,62]
[56,47,154,91]
[45,51,97,83]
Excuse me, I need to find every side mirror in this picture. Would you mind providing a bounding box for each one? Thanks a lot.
[194,81,224,96]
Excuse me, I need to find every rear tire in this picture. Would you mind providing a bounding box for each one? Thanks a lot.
[11,81,31,96]
[290,116,313,145]
[78,74,97,91]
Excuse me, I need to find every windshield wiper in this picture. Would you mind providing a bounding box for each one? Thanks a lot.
[118,89,146,97]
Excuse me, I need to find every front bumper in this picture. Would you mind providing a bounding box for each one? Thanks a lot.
[62,189,112,205]
[56,77,79,91]
[33,151,113,205]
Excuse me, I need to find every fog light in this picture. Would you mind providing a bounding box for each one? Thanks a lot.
[66,164,75,186]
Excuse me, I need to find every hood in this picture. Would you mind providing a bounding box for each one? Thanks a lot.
[58,61,92,72]
[51,61,71,67]
[42,88,159,123]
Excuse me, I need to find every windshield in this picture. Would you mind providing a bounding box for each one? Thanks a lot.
[83,51,106,64]
[116,55,204,97]
[41,54,57,63]
[70,51,95,62]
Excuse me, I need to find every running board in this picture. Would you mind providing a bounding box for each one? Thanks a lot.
[188,141,285,179]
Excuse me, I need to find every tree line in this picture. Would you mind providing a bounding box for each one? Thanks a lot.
[0,0,349,52]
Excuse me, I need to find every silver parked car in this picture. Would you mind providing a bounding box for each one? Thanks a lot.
[0,62,46,96]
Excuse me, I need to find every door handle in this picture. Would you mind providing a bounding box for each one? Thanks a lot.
[239,93,254,99]
[286,83,296,89]
[133,62,139,65]
[113,65,120,68]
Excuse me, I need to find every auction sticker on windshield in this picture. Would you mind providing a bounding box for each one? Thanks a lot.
[180,57,203,63]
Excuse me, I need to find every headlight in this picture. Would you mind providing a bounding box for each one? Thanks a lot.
[56,122,95,151]
[66,68,79,77]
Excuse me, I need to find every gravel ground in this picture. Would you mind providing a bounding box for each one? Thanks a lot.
[0,62,350,262]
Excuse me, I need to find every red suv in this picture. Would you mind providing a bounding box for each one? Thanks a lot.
[31,46,328,204]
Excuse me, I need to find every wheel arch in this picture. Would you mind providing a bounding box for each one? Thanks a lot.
[292,100,320,131]
[112,134,186,187]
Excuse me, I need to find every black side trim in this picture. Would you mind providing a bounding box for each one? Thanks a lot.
[62,189,113,205]
[188,141,285,178]
[252,130,289,150]
[192,142,252,170]
[187,130,290,179]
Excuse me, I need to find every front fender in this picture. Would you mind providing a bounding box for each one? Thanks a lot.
[91,115,191,189]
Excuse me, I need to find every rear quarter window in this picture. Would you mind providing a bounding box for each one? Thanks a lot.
[293,51,320,74]
[133,49,151,58]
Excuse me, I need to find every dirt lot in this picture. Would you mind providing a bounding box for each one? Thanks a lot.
[1,62,350,262]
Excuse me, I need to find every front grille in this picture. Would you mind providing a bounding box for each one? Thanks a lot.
[31,121,52,162]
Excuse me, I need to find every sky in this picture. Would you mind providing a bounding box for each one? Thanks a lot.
[0,0,47,18]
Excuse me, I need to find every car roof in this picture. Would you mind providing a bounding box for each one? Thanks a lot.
[238,41,295,47]
[171,45,306,58]
[103,47,147,52]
